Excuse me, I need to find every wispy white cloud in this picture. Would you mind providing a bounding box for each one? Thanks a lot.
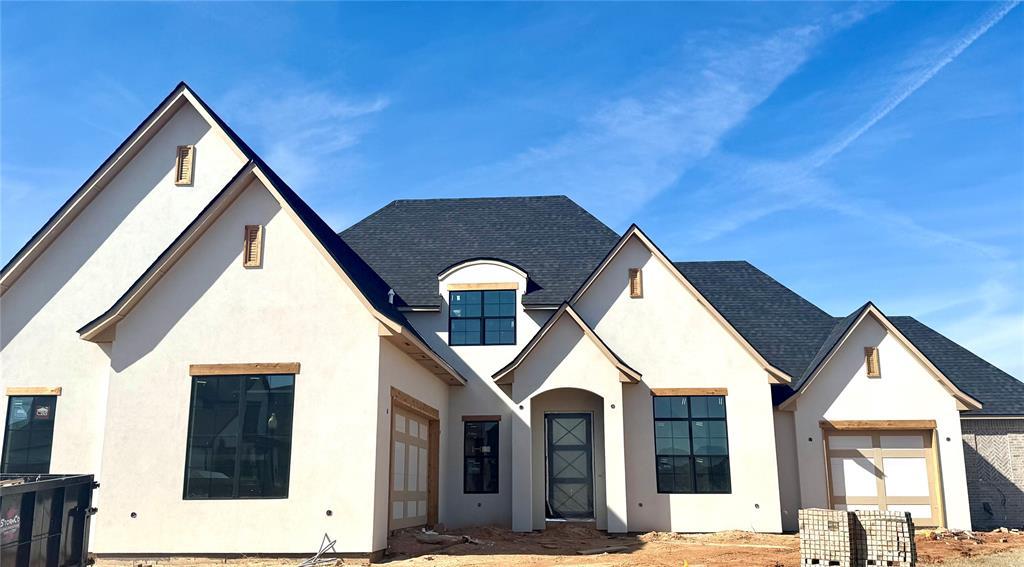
[810,0,1020,168]
[689,2,1018,254]
[220,84,389,191]
[417,6,879,225]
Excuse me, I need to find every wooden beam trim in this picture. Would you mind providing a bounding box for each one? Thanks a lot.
[6,387,62,396]
[819,419,937,431]
[190,362,300,376]
[462,415,502,422]
[446,282,519,291]
[391,387,440,421]
[650,387,728,397]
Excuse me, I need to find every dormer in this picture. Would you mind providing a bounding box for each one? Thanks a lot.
[437,259,528,347]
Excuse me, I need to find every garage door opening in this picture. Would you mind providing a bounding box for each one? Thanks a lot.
[389,388,439,531]
[822,421,943,527]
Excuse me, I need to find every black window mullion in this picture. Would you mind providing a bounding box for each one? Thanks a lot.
[233,379,245,499]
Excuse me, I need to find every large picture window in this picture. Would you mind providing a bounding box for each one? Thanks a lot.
[183,374,295,499]
[653,395,730,494]
[449,290,516,346]
[464,420,499,493]
[2,396,57,474]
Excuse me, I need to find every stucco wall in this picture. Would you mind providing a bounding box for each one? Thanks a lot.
[790,314,972,529]
[574,236,783,533]
[403,261,548,529]
[962,419,1024,529]
[508,314,627,532]
[774,410,802,532]
[0,105,245,475]
[92,180,386,554]
[373,339,451,551]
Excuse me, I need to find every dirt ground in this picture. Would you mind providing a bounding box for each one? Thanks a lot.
[93,524,1024,567]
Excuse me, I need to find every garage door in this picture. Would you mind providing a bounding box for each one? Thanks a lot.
[825,429,941,526]
[391,407,430,529]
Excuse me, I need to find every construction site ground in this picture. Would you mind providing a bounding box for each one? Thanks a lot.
[94,523,1024,566]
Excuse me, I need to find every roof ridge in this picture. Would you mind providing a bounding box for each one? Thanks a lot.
[390,195,572,204]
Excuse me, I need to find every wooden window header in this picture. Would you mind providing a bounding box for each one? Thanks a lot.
[820,419,936,431]
[650,387,728,397]
[243,224,263,268]
[865,346,881,378]
[462,415,502,422]
[190,363,300,376]
[6,387,62,397]
[447,282,519,291]
[629,268,643,298]
[175,145,195,186]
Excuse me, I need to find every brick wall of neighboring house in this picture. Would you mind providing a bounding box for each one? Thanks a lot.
[961,419,1024,530]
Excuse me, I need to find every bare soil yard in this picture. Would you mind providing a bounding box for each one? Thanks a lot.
[94,524,1024,566]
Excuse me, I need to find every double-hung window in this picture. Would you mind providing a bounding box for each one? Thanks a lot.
[449,290,515,346]
[183,374,295,499]
[463,420,499,493]
[653,395,730,494]
[2,396,57,474]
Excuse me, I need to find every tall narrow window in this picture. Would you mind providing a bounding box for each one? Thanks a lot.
[2,396,57,474]
[865,346,881,378]
[629,268,643,298]
[464,420,499,493]
[183,374,295,499]
[175,145,195,185]
[653,395,730,494]
[449,290,515,346]
[243,225,263,268]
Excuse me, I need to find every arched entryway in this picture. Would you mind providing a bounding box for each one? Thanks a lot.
[530,388,607,528]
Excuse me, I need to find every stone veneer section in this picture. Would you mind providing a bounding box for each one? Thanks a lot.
[961,419,1024,529]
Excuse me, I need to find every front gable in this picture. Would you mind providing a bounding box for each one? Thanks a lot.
[780,306,982,413]
[572,229,781,389]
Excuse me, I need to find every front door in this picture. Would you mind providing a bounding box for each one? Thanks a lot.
[546,413,594,519]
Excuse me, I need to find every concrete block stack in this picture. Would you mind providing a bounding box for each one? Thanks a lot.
[798,508,917,567]
[853,510,916,567]
[799,508,855,567]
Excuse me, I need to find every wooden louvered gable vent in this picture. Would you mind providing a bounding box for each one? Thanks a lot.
[865,346,881,378]
[628,268,643,298]
[243,225,263,268]
[175,145,195,185]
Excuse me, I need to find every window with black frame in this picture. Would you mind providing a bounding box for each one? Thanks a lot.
[464,420,499,493]
[2,395,57,474]
[183,374,295,499]
[653,395,730,494]
[449,290,516,346]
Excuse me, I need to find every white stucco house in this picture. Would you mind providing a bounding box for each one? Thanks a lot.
[2,83,1023,559]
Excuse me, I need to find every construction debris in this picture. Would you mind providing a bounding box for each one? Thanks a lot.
[576,545,631,555]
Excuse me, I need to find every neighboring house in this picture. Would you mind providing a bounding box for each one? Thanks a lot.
[1,83,1022,559]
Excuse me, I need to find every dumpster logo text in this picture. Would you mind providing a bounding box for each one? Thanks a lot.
[0,511,20,544]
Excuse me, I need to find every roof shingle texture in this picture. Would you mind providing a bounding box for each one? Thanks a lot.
[673,261,839,379]
[890,316,1024,417]
[340,196,621,308]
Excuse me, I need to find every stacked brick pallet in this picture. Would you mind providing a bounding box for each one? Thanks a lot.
[799,508,855,567]
[798,508,917,567]
[855,510,916,567]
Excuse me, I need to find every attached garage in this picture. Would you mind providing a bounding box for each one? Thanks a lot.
[823,421,943,527]
[389,388,439,531]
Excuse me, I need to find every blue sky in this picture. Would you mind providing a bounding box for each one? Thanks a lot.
[2,2,1022,377]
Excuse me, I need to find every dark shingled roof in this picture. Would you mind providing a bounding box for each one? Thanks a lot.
[340,196,620,308]
[673,261,839,379]
[890,316,1024,417]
